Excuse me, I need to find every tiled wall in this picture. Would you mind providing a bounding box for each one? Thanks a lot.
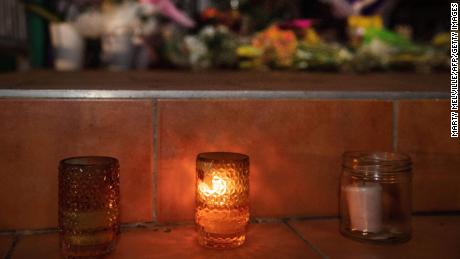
[0,99,458,230]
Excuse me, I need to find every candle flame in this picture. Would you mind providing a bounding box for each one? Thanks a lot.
[199,176,227,197]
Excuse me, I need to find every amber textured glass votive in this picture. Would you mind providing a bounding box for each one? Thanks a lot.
[59,156,120,257]
[195,152,250,249]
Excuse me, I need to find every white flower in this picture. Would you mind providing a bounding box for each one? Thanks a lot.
[104,3,139,35]
[73,9,104,38]
[200,25,216,38]
[361,39,395,64]
[296,49,312,60]
[184,35,209,67]
[103,2,159,39]
[216,25,229,34]
[337,48,353,62]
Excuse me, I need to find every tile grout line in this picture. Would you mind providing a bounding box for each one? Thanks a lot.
[283,220,329,259]
[4,235,19,259]
[152,99,159,222]
[2,213,459,236]
[392,100,399,152]
[5,212,460,235]
[0,228,58,236]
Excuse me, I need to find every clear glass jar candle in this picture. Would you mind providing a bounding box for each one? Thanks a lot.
[340,151,412,243]
[195,152,250,249]
[59,156,120,257]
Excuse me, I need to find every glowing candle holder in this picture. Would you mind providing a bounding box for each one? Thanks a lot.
[195,152,250,249]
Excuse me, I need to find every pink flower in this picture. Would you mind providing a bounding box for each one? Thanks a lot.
[291,19,313,30]
[140,0,195,28]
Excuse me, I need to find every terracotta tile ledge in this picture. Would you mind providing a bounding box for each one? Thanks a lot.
[3,216,459,259]
[0,71,448,99]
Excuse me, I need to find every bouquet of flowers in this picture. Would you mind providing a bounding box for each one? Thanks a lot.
[162,25,238,69]
[251,25,297,68]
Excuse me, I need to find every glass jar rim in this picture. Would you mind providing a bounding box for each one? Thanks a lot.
[60,156,119,167]
[197,152,249,162]
[342,151,411,173]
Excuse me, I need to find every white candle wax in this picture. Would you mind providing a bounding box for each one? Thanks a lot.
[345,183,383,233]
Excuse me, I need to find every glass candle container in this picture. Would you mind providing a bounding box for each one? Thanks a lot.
[59,156,120,257]
[195,152,250,249]
[340,151,412,243]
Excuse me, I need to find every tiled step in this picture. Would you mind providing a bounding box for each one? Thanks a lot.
[288,216,460,259]
[0,236,14,259]
[0,72,457,231]
[0,99,458,230]
[2,216,459,259]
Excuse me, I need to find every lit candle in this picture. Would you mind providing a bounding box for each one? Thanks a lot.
[345,182,383,233]
[195,152,249,249]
